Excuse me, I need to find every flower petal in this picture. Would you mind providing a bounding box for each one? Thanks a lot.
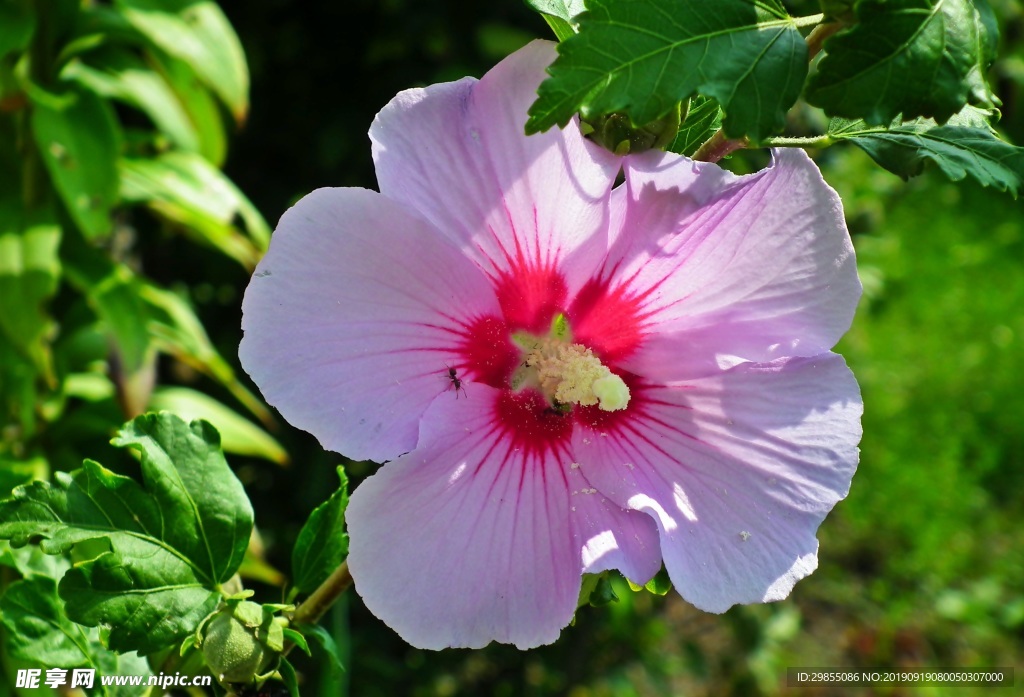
[606,149,860,379]
[240,187,499,461]
[567,463,662,584]
[573,354,861,612]
[346,385,580,649]
[370,40,618,277]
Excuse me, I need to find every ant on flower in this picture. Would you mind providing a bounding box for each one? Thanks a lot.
[445,364,467,399]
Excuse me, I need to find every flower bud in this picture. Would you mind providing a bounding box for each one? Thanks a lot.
[202,601,274,685]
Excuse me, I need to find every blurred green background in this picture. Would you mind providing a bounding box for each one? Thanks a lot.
[2,0,1022,695]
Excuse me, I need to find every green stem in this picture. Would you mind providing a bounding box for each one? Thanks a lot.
[805,21,844,61]
[763,135,835,148]
[291,561,353,629]
[792,13,825,29]
[691,129,748,163]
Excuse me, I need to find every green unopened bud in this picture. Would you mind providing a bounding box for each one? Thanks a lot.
[202,601,274,685]
[581,101,687,155]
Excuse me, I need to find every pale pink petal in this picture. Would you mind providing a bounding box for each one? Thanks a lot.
[567,464,662,584]
[346,385,580,649]
[594,149,860,380]
[240,188,499,462]
[573,354,861,612]
[370,40,618,277]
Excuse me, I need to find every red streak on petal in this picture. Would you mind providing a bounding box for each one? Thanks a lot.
[459,315,519,388]
[494,389,573,458]
[493,263,567,334]
[568,276,646,363]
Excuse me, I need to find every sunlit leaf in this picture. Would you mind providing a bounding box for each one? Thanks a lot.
[30,88,121,240]
[0,413,254,653]
[113,0,249,122]
[150,386,287,464]
[806,0,999,125]
[527,0,807,141]
[119,151,270,266]
[525,0,586,40]
[0,201,60,376]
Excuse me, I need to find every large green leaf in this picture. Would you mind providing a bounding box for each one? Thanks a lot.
[31,88,121,240]
[828,111,1024,196]
[113,0,249,122]
[0,413,253,653]
[291,467,349,596]
[806,0,999,125]
[526,0,808,141]
[119,151,270,266]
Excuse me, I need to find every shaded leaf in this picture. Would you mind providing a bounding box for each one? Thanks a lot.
[113,0,249,122]
[828,112,1024,196]
[278,656,300,697]
[527,0,807,141]
[0,413,253,653]
[291,467,349,595]
[0,0,35,58]
[667,96,724,157]
[302,624,346,683]
[30,88,121,239]
[806,0,999,125]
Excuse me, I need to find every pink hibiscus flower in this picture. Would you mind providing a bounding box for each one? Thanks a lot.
[240,41,862,650]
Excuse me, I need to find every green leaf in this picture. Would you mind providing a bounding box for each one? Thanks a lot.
[62,48,201,156]
[301,624,346,683]
[0,413,254,653]
[119,151,270,266]
[113,0,249,122]
[526,0,808,141]
[30,88,121,240]
[291,467,349,595]
[525,0,586,40]
[806,0,999,125]
[282,628,310,656]
[150,387,287,465]
[818,0,855,22]
[0,539,70,579]
[0,575,152,694]
[0,202,61,375]
[1,576,96,667]
[278,656,300,697]
[140,283,273,424]
[0,0,35,59]
[667,95,724,157]
[828,112,1024,196]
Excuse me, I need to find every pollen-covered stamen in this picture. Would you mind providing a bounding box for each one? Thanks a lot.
[519,339,630,412]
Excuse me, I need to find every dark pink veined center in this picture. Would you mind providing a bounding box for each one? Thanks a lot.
[457,262,647,456]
